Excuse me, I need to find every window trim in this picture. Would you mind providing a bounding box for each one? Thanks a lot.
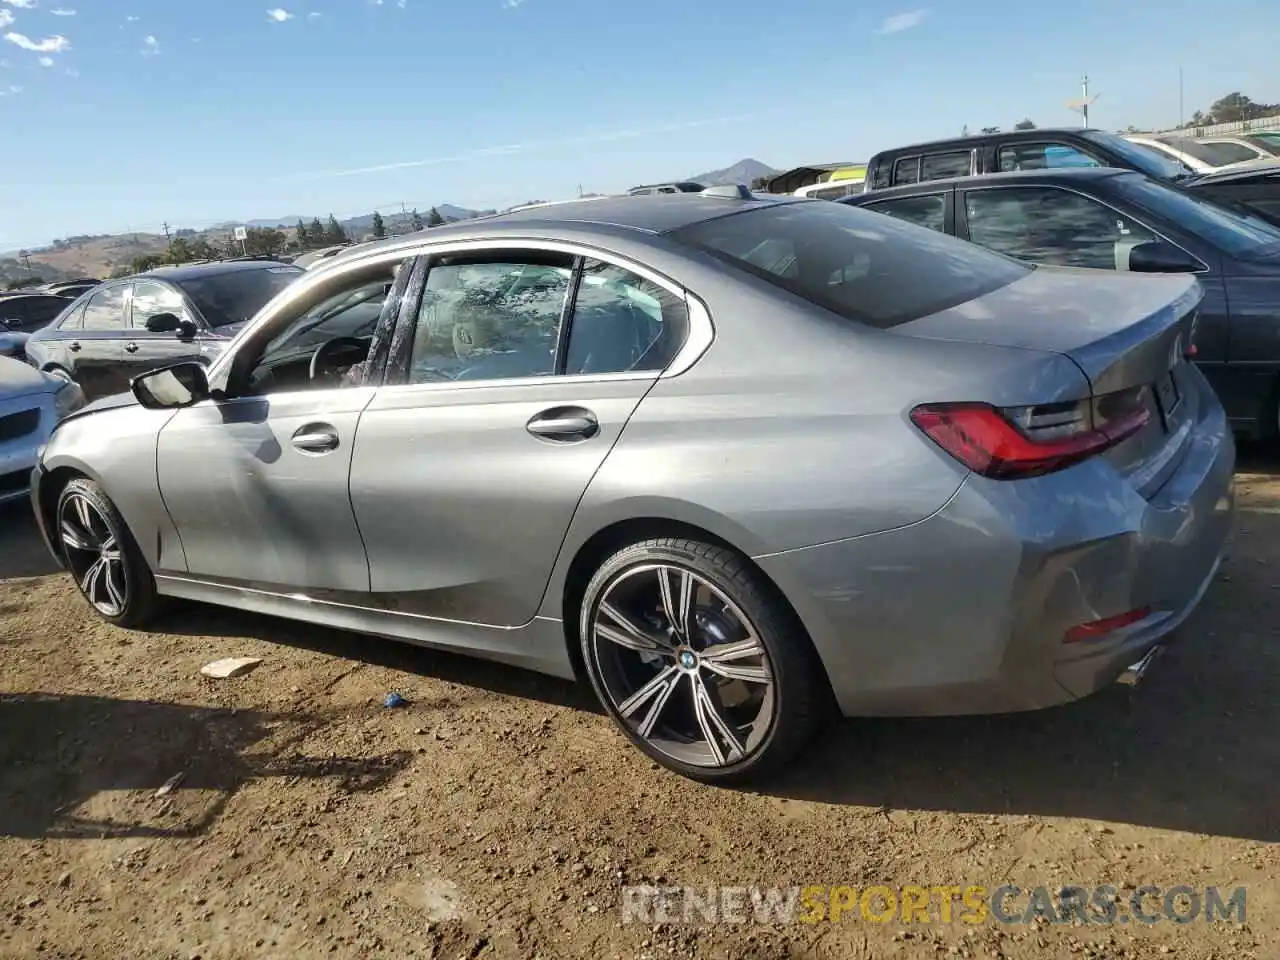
[956,182,1210,274]
[208,238,713,393]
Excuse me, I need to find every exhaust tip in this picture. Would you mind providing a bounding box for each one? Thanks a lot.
[1117,646,1163,686]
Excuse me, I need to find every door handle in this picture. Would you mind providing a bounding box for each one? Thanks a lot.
[125,342,139,353]
[68,341,81,352]
[526,408,599,441]
[291,424,340,453]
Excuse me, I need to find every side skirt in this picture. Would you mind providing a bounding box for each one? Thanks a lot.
[154,575,576,680]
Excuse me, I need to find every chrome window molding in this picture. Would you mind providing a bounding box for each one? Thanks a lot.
[208,236,716,387]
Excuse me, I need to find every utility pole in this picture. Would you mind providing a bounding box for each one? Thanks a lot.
[1081,74,1090,127]
[162,221,171,244]
[1179,66,1185,128]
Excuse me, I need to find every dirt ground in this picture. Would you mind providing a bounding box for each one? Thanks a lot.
[1,452,1277,960]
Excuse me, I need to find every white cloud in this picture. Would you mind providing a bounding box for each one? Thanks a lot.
[266,8,292,22]
[38,55,51,65]
[51,8,77,16]
[307,10,320,18]
[4,32,72,52]
[397,0,407,7]
[0,11,12,28]
[1,0,37,9]
[125,15,139,22]
[502,0,523,7]
[877,8,927,34]
[140,34,159,56]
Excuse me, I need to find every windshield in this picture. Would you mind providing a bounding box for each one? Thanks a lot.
[175,265,304,328]
[1112,173,1280,258]
[668,200,1031,329]
[1080,131,1191,180]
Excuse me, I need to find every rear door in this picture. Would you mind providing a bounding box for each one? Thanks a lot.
[72,283,129,399]
[349,245,694,627]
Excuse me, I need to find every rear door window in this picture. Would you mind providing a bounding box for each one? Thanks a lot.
[81,285,128,331]
[964,186,1158,270]
[668,200,1030,330]
[920,152,971,181]
[564,259,688,375]
[893,156,921,185]
[864,194,948,233]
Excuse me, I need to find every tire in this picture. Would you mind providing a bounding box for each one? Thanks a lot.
[55,477,162,628]
[579,537,828,784]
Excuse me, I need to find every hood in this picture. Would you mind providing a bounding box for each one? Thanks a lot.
[0,329,30,352]
[81,390,141,415]
[1186,158,1280,185]
[0,354,57,398]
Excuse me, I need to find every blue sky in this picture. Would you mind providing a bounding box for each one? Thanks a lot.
[2,0,1279,249]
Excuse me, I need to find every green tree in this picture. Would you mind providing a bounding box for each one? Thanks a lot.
[427,207,445,227]
[980,126,1000,135]
[1013,118,1036,130]
[165,237,195,264]
[295,219,309,250]
[245,227,287,257]
[309,217,325,246]
[410,208,424,231]
[324,214,347,245]
[371,210,386,239]
[131,253,164,273]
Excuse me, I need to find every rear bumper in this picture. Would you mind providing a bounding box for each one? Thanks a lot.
[757,380,1236,718]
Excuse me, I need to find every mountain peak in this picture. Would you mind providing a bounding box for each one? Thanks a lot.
[686,158,778,187]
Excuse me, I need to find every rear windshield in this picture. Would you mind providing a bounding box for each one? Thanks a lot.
[667,200,1031,329]
[1111,173,1280,259]
[1080,131,1191,181]
[175,265,303,328]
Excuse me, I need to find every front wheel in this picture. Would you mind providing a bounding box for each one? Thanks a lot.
[56,477,162,628]
[579,537,828,783]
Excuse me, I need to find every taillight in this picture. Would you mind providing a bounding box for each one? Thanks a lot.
[910,388,1150,480]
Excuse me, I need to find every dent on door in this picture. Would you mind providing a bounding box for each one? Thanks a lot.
[154,388,377,592]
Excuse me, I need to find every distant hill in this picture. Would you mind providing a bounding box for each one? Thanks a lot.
[687,158,777,187]
[219,204,488,233]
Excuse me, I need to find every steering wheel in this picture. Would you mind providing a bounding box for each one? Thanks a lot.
[309,336,369,385]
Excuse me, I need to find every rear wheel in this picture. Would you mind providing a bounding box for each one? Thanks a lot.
[579,537,828,783]
[56,477,161,628]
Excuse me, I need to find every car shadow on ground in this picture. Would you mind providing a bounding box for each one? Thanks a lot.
[0,692,413,840]
[151,602,599,715]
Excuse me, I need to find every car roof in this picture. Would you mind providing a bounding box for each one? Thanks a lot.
[869,127,1113,160]
[850,166,1132,201]
[343,192,802,257]
[134,259,304,283]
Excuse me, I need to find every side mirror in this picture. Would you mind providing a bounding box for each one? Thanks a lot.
[1127,240,1200,274]
[145,312,199,339]
[131,361,210,410]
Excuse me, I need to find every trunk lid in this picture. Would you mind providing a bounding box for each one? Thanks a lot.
[893,265,1204,493]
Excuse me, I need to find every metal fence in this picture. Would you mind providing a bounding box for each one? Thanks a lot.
[1149,113,1280,137]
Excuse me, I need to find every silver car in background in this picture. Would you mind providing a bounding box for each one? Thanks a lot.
[29,192,1234,782]
[0,357,84,506]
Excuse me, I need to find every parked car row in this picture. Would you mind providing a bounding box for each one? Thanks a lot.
[845,126,1280,440]
[859,126,1280,227]
[28,190,1233,783]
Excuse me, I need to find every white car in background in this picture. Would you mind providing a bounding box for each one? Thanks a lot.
[1123,135,1265,174]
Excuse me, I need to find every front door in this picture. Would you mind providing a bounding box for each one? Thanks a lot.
[153,256,413,593]
[350,250,692,627]
[124,280,212,382]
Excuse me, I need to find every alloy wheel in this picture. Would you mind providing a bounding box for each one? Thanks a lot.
[590,563,776,768]
[58,493,128,617]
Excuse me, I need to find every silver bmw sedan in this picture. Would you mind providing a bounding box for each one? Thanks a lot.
[29,189,1234,782]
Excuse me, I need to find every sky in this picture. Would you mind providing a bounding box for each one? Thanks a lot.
[1,0,1279,250]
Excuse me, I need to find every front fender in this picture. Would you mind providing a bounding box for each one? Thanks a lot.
[39,404,186,573]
